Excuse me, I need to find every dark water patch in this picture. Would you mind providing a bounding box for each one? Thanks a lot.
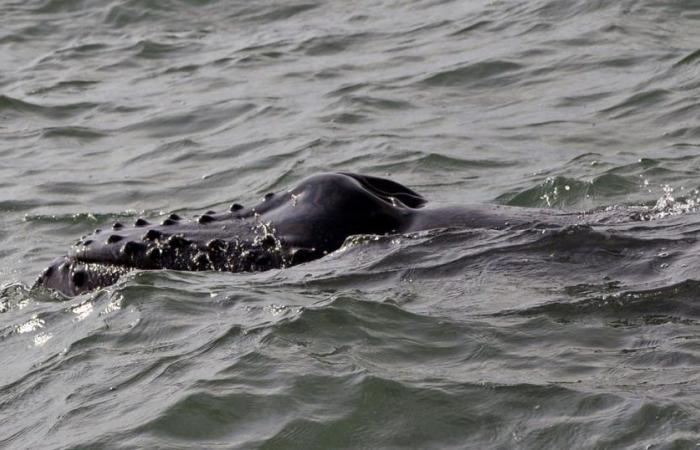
[271,296,473,351]
[391,18,454,40]
[236,51,288,66]
[420,60,523,88]
[179,0,222,5]
[120,102,256,138]
[32,0,91,14]
[497,174,639,208]
[1,20,60,41]
[162,63,200,74]
[329,95,413,111]
[669,143,700,151]
[674,48,700,66]
[264,377,494,449]
[369,151,518,174]
[654,101,700,125]
[518,22,554,35]
[450,20,492,36]
[664,126,700,140]
[103,0,167,27]
[127,39,200,60]
[324,82,372,98]
[239,3,319,23]
[600,155,700,186]
[210,56,234,67]
[319,112,369,125]
[40,126,107,140]
[0,33,26,44]
[169,138,273,165]
[604,157,660,175]
[93,57,139,73]
[419,153,516,171]
[599,55,647,69]
[529,224,682,256]
[297,35,357,57]
[195,146,309,191]
[141,388,292,442]
[555,91,612,108]
[98,103,150,115]
[0,200,46,213]
[311,65,361,80]
[122,138,202,166]
[533,0,613,20]
[587,173,641,197]
[32,177,150,201]
[596,402,700,450]
[237,40,293,55]
[260,380,631,449]
[498,119,587,130]
[0,95,99,120]
[29,79,100,95]
[50,42,110,61]
[500,280,700,322]
[598,89,671,119]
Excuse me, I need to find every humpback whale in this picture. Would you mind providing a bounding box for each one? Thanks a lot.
[34,172,578,296]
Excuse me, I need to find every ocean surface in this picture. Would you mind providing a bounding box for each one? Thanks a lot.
[2,0,700,448]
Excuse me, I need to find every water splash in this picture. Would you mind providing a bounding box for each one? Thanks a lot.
[635,185,700,220]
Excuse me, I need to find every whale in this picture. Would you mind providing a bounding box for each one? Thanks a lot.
[34,172,580,296]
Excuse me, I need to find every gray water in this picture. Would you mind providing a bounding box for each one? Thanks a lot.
[2,0,700,448]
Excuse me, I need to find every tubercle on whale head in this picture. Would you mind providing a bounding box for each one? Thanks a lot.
[35,255,133,297]
[34,206,293,296]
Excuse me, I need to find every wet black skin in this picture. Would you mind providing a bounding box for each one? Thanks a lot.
[35,172,577,296]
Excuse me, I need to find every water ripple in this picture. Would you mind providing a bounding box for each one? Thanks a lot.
[3,0,700,448]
